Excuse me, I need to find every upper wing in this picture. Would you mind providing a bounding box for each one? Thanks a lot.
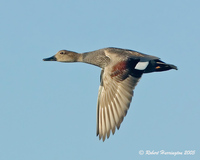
[96,58,143,141]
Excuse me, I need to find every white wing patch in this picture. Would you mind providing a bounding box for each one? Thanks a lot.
[135,61,149,70]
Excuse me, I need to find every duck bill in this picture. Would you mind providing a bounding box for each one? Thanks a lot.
[43,56,57,61]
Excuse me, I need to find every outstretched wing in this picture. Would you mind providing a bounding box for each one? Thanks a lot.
[96,58,144,141]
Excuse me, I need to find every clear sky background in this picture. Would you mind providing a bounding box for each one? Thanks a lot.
[1,0,199,160]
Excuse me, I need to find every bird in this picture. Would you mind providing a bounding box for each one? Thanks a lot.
[43,47,177,141]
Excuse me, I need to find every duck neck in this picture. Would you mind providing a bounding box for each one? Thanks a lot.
[76,53,83,62]
[81,51,110,68]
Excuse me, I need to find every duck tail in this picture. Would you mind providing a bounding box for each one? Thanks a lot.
[144,59,178,73]
[154,60,178,72]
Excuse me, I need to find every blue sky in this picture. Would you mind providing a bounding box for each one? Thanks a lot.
[1,0,199,159]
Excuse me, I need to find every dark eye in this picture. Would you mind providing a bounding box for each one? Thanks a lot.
[60,52,63,54]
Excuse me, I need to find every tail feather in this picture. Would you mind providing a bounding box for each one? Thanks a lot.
[155,60,178,72]
[144,59,178,73]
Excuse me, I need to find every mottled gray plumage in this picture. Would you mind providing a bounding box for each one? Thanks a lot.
[83,49,110,68]
[43,47,177,141]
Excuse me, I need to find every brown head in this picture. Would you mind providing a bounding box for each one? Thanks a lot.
[43,50,82,62]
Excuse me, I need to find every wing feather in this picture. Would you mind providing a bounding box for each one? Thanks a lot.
[96,63,142,141]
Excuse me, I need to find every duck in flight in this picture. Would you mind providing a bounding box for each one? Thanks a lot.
[43,47,177,141]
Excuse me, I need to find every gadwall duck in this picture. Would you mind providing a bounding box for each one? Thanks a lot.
[43,47,177,141]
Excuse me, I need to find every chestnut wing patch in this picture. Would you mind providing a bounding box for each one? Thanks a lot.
[111,58,142,80]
